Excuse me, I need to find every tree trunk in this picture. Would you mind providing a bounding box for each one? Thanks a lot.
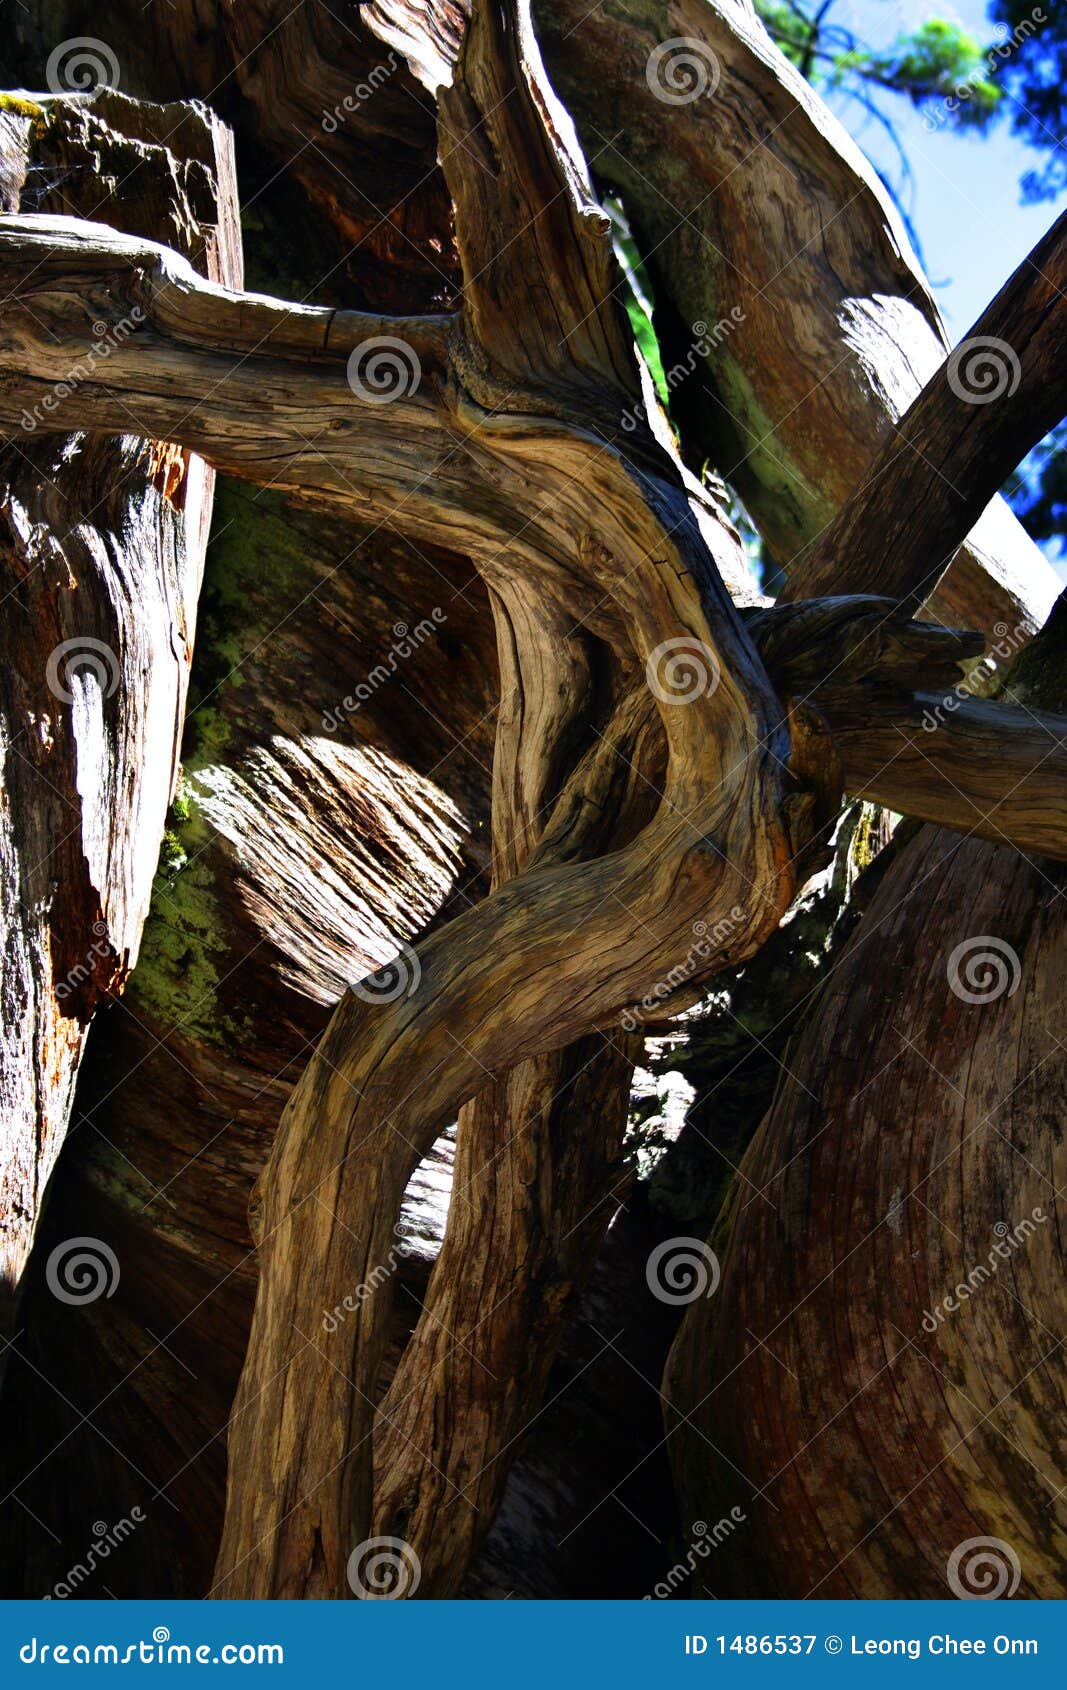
[0,87,238,1344]
[665,593,1067,1597]
[533,0,1059,646]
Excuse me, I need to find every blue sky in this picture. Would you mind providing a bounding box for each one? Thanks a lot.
[823,0,1063,336]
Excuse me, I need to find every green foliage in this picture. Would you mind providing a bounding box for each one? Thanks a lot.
[609,205,669,404]
[753,3,1066,198]
[831,20,999,122]
[625,294,668,404]
[989,1,1067,202]
[753,2,814,70]
[755,3,998,120]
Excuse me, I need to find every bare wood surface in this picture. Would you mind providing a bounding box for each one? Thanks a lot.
[208,0,818,1599]
[783,208,1067,610]
[0,0,1063,1608]
[533,0,1059,643]
[0,89,239,1339]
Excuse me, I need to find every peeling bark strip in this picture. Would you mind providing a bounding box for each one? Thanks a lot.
[0,90,239,1338]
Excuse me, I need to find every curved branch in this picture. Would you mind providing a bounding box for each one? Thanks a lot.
[830,693,1067,861]
[783,207,1067,610]
[748,597,1067,860]
[0,216,463,534]
[371,650,654,1594]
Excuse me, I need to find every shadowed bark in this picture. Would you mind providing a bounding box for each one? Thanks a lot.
[666,607,1067,1598]
[0,88,238,1343]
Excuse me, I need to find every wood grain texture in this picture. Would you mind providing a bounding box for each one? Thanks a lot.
[0,0,1062,1608]
[665,824,1067,1596]
[0,484,500,1598]
[665,621,1067,1598]
[783,207,1067,610]
[4,0,463,313]
[208,0,818,1599]
[533,0,1059,648]
[0,89,238,1339]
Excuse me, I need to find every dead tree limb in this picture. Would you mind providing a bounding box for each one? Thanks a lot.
[784,207,1067,609]
[2,3,1064,1600]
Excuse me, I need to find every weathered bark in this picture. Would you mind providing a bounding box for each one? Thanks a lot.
[534,0,1058,644]
[784,207,1067,607]
[828,691,1067,862]
[207,4,1065,1596]
[5,226,1067,861]
[2,0,462,313]
[0,89,238,1337]
[205,0,823,1597]
[0,476,500,1598]
[665,599,1067,1597]
[371,654,656,1591]
[746,597,1067,861]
